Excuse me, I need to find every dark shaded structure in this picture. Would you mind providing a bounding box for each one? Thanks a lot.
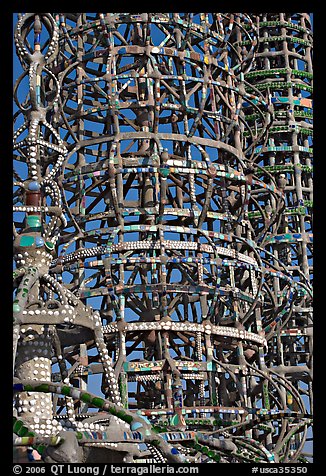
[13,13,313,463]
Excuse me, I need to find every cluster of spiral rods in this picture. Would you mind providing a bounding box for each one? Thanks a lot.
[13,13,312,464]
